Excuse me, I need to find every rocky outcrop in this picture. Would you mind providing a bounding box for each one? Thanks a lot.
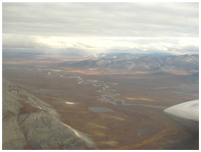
[2,79,97,150]
[60,54,199,75]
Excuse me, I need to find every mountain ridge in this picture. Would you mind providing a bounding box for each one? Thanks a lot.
[59,54,199,75]
[2,79,97,150]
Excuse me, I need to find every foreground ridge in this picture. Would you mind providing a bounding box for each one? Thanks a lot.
[2,79,97,150]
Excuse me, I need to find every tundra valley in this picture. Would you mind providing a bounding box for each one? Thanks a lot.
[2,51,199,150]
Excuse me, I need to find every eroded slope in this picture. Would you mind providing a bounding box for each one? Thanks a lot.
[2,79,97,150]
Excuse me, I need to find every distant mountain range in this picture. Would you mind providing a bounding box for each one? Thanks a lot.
[59,54,199,75]
[87,52,174,58]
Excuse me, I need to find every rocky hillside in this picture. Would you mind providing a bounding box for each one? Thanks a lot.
[59,54,199,75]
[2,79,97,150]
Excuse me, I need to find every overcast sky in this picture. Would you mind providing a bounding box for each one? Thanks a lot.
[2,2,199,55]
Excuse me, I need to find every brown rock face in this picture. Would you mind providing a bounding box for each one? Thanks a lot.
[2,79,97,150]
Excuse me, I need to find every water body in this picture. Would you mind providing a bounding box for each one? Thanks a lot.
[88,107,113,112]
[69,76,123,105]
[69,75,167,109]
[65,102,77,105]
[53,101,78,104]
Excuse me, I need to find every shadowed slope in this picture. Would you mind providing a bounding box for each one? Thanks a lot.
[2,79,97,150]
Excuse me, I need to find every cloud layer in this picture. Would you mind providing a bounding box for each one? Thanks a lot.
[2,2,199,54]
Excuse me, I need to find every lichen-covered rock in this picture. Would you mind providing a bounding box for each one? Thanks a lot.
[2,79,97,150]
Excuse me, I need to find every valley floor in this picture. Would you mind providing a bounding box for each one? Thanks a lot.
[2,56,199,150]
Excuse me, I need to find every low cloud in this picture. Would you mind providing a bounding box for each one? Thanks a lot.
[2,3,199,55]
[2,34,49,49]
[3,3,198,37]
[2,34,199,55]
